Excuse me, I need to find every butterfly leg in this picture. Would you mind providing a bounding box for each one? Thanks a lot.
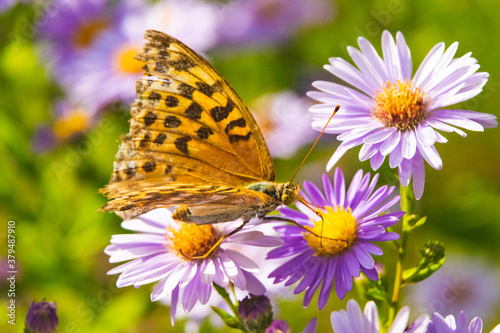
[262,216,348,246]
[181,220,248,260]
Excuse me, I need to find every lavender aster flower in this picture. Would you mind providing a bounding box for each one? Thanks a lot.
[216,0,334,46]
[267,168,403,307]
[62,0,219,109]
[308,30,497,199]
[407,256,500,323]
[266,318,317,333]
[37,0,114,64]
[105,208,283,324]
[331,300,429,333]
[427,312,500,333]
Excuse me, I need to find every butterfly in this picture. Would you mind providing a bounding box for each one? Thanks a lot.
[99,30,300,228]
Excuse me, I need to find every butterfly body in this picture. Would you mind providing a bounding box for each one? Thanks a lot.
[100,30,299,224]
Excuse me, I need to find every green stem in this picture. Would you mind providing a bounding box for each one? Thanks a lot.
[388,182,414,323]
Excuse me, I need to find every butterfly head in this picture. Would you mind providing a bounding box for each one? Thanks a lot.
[279,182,299,206]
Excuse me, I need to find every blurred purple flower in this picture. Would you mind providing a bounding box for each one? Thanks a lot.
[267,169,402,307]
[32,100,97,152]
[308,30,497,199]
[251,91,317,158]
[216,0,334,46]
[407,256,500,324]
[266,318,317,333]
[25,299,58,333]
[37,0,116,66]
[330,299,429,333]
[105,208,283,324]
[0,0,26,13]
[60,0,219,110]
[427,312,500,333]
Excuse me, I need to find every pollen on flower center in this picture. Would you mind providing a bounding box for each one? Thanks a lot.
[115,46,144,74]
[53,109,89,139]
[304,206,357,256]
[167,222,220,259]
[372,80,430,131]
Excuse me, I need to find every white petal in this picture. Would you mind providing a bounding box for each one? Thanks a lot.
[364,127,396,144]
[382,30,402,80]
[398,159,412,187]
[417,143,443,170]
[325,58,374,96]
[380,129,401,155]
[359,35,390,83]
[327,144,351,171]
[401,130,417,159]
[396,31,412,79]
[348,46,384,92]
[416,122,438,146]
[389,306,410,333]
[389,140,403,168]
[412,154,425,200]
[413,42,445,87]
[370,152,385,170]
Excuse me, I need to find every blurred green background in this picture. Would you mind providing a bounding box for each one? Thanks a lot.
[1,0,499,332]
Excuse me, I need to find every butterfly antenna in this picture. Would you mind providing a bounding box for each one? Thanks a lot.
[290,105,340,184]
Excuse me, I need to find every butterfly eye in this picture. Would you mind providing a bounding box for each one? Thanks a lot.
[282,193,294,206]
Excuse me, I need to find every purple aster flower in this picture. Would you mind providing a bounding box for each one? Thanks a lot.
[105,208,283,325]
[37,0,115,65]
[407,255,500,324]
[266,318,317,333]
[60,0,219,110]
[308,30,497,199]
[216,0,334,46]
[267,168,403,307]
[330,300,429,333]
[427,312,500,333]
[251,91,317,158]
[25,299,59,333]
[32,99,98,152]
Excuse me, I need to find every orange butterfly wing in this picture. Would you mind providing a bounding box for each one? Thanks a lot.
[100,30,278,220]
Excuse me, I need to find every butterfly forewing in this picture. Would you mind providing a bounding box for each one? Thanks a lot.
[101,30,282,220]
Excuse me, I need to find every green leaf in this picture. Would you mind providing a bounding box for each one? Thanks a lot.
[403,240,446,284]
[211,306,244,330]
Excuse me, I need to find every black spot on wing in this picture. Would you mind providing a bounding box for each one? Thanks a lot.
[168,54,195,71]
[143,161,156,172]
[184,102,203,121]
[140,133,151,147]
[210,100,235,122]
[124,168,135,180]
[225,118,246,133]
[196,126,214,140]
[149,92,162,100]
[178,83,195,99]
[164,115,181,128]
[174,135,191,155]
[165,95,179,107]
[165,165,172,174]
[196,81,215,97]
[228,132,251,143]
[153,133,167,145]
[144,112,158,126]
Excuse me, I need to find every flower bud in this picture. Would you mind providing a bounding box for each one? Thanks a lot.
[238,294,273,332]
[25,299,58,333]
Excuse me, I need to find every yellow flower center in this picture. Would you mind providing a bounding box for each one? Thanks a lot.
[304,206,357,256]
[115,45,144,74]
[167,222,220,259]
[74,19,108,48]
[372,80,430,131]
[53,109,89,139]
